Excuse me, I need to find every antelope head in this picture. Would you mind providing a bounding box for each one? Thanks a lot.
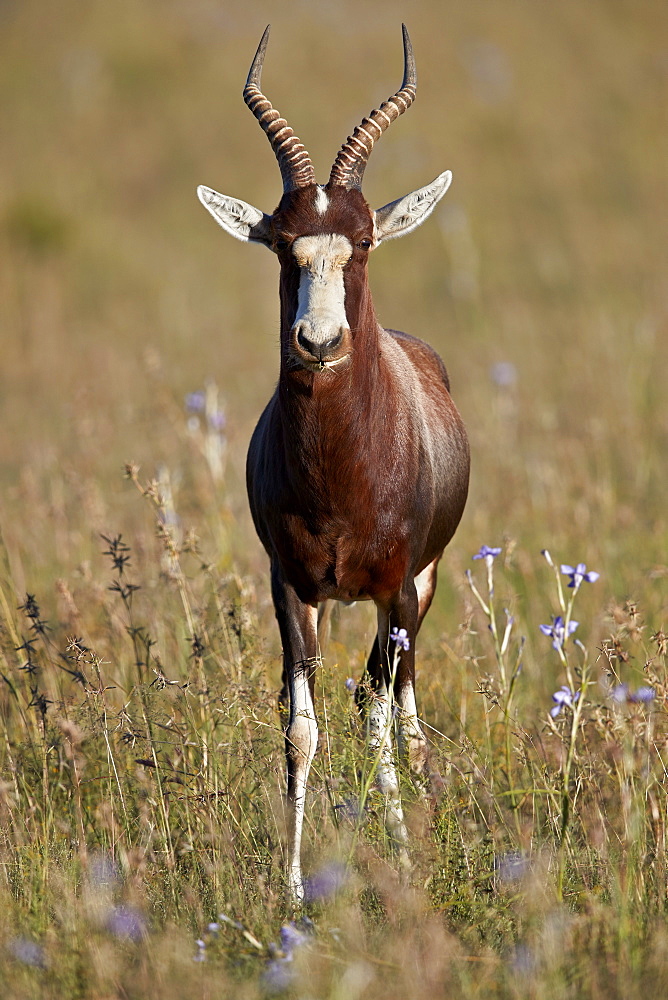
[198,25,452,371]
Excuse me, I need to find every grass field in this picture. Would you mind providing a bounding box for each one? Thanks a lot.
[0,0,667,996]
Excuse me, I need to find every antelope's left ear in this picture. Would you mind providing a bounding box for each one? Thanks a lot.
[374,171,452,244]
[197,185,273,246]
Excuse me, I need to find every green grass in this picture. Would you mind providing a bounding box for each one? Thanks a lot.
[0,0,666,995]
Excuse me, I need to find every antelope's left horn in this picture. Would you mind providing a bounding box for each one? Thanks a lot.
[328,24,417,190]
[243,25,316,192]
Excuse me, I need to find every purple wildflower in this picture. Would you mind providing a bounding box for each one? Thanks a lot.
[263,959,295,993]
[105,905,146,942]
[305,862,347,902]
[495,851,528,884]
[207,409,226,431]
[560,563,600,589]
[631,686,656,703]
[193,938,206,963]
[611,683,629,703]
[345,677,357,694]
[185,391,206,413]
[263,920,311,991]
[473,545,502,562]
[550,685,580,718]
[280,922,309,955]
[490,361,517,388]
[8,937,47,969]
[390,627,410,651]
[612,684,656,705]
[539,616,579,650]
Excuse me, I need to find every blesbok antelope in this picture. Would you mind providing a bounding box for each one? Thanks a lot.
[198,25,470,900]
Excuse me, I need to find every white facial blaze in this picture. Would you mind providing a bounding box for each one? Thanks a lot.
[314,186,329,215]
[292,234,352,347]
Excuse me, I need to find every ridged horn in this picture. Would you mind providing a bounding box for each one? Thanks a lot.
[328,24,417,190]
[243,25,316,192]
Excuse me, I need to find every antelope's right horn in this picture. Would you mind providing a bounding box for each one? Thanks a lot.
[243,26,316,192]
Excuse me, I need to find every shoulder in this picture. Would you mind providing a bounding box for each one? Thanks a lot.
[381,328,451,392]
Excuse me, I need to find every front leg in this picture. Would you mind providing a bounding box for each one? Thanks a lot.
[271,563,319,902]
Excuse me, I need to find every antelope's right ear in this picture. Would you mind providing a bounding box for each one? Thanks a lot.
[197,186,273,247]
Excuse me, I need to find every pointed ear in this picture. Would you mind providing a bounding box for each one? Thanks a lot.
[374,171,452,244]
[197,185,273,247]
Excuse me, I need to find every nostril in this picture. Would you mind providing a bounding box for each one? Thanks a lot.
[295,325,315,355]
[322,331,342,354]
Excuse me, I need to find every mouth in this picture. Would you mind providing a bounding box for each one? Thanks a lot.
[319,354,349,371]
[292,353,350,373]
[287,324,353,373]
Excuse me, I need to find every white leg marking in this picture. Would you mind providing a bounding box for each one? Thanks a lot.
[285,610,319,901]
[397,683,428,775]
[286,666,318,900]
[368,683,409,852]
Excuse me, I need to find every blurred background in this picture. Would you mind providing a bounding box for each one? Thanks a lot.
[0,0,666,648]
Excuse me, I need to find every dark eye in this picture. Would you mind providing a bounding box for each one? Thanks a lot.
[274,238,290,252]
[356,238,372,251]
